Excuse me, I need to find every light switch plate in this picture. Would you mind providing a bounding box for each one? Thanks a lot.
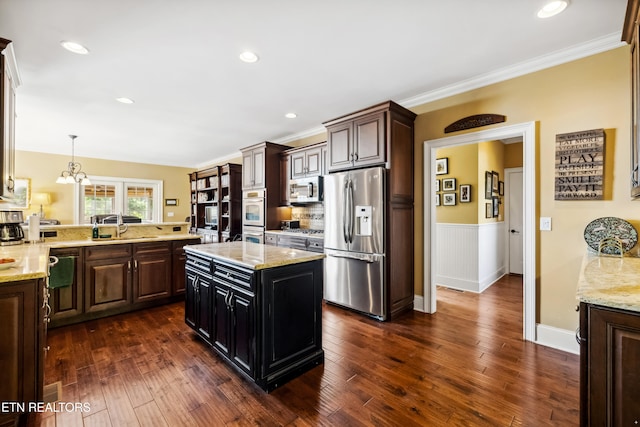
[540,217,552,231]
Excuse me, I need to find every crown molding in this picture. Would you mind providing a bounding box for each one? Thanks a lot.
[220,33,626,154]
[400,32,625,108]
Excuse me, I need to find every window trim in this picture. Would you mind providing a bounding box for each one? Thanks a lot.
[74,176,163,224]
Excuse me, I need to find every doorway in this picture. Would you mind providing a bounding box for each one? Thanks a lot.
[505,168,524,275]
[423,122,536,341]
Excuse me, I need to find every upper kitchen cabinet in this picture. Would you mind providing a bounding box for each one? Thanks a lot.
[241,141,288,190]
[323,101,417,177]
[324,101,416,204]
[286,142,326,179]
[624,0,640,197]
[0,38,20,200]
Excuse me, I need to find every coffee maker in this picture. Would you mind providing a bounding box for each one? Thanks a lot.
[0,210,25,245]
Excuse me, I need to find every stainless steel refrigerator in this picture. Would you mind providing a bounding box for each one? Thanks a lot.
[323,166,386,320]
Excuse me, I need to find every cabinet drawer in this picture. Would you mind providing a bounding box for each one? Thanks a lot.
[212,260,254,292]
[134,241,171,255]
[185,251,212,275]
[85,244,132,260]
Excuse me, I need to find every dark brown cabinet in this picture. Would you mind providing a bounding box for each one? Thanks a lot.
[624,0,640,197]
[219,163,242,241]
[50,238,198,327]
[288,143,324,179]
[0,278,45,427]
[84,244,132,313]
[0,38,19,200]
[242,145,266,189]
[185,248,324,391]
[323,100,417,319]
[49,247,83,327]
[132,241,172,303]
[325,111,385,172]
[580,302,640,426]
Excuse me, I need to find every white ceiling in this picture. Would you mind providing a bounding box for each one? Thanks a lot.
[0,0,628,168]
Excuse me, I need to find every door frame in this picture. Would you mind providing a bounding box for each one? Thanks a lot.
[504,167,524,275]
[423,121,536,341]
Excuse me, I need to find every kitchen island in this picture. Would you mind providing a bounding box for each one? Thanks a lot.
[577,252,640,426]
[184,241,324,392]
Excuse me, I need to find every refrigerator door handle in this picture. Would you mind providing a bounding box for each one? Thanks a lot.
[327,252,378,264]
[342,180,349,244]
[348,179,354,243]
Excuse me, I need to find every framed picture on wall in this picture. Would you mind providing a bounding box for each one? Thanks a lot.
[443,193,456,206]
[442,178,456,191]
[485,171,493,199]
[492,171,499,193]
[436,158,449,175]
[485,203,492,218]
[499,181,504,196]
[435,179,440,192]
[492,196,499,217]
[460,184,471,203]
[435,194,440,206]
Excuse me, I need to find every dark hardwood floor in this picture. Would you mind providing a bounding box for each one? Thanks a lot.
[31,275,579,426]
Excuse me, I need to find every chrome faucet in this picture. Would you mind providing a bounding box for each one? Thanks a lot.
[101,213,128,237]
[115,212,128,238]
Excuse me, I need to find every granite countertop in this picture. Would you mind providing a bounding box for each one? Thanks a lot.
[48,234,199,248]
[185,241,325,270]
[0,244,50,283]
[577,251,640,313]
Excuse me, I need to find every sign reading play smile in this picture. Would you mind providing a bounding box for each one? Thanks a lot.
[554,129,605,200]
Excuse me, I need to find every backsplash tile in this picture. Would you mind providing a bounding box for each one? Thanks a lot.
[291,204,324,230]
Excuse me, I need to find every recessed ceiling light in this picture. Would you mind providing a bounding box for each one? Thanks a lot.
[285,113,297,119]
[239,51,259,63]
[60,40,90,55]
[537,1,569,18]
[116,97,135,104]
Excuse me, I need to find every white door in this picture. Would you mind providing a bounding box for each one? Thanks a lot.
[507,169,523,274]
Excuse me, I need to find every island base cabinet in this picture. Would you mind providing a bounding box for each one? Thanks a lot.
[580,302,640,426]
[185,248,324,392]
[185,252,213,345]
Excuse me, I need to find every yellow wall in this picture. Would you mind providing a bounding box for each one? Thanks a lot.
[504,142,523,169]
[435,144,478,224]
[413,46,632,331]
[15,150,194,224]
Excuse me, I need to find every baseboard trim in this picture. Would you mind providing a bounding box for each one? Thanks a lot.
[413,295,425,312]
[535,324,580,355]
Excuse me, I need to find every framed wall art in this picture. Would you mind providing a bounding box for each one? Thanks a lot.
[485,171,493,199]
[498,181,504,196]
[443,193,456,206]
[442,178,456,191]
[435,194,440,206]
[460,184,471,203]
[492,171,499,193]
[436,158,449,175]
[485,203,492,218]
[435,179,440,192]
[492,196,499,217]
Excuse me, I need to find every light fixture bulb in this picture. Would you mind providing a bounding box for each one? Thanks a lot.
[60,40,90,54]
[116,97,134,104]
[285,113,297,119]
[239,51,259,63]
[537,1,569,18]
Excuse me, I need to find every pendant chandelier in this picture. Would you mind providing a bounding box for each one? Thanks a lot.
[56,134,92,185]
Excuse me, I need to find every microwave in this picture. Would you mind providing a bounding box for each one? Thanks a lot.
[289,176,323,204]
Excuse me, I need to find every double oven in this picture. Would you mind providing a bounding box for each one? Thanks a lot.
[242,189,265,244]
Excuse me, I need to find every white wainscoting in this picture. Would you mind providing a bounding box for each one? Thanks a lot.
[435,222,506,293]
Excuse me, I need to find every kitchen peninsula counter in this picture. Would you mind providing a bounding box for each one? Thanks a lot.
[576,250,640,312]
[0,244,49,283]
[184,241,324,391]
[577,250,640,425]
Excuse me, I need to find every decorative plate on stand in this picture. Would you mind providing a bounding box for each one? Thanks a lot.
[583,217,638,255]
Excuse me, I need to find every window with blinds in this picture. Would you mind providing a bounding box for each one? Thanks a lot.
[78,178,162,224]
